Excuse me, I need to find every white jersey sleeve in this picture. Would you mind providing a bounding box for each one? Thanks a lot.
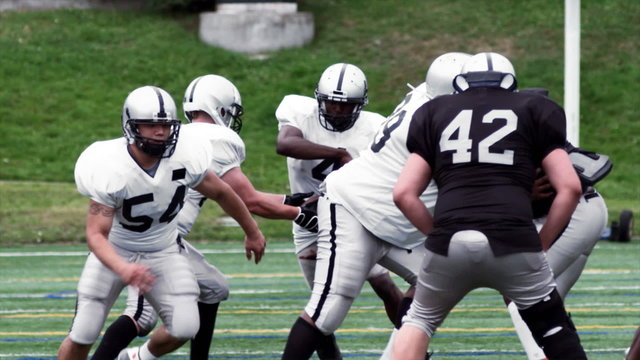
[324,84,438,249]
[276,94,385,244]
[177,123,247,237]
[74,133,212,252]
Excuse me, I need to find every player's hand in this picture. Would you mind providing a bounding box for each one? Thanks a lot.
[284,191,315,206]
[531,169,554,200]
[337,147,353,166]
[294,205,318,233]
[120,262,155,294]
[244,230,266,264]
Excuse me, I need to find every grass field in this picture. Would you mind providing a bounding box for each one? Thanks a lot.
[1,1,639,245]
[1,239,637,359]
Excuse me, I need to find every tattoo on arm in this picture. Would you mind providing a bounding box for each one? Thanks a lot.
[89,202,115,217]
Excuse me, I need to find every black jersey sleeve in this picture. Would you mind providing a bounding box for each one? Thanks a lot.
[533,97,567,160]
[406,102,436,167]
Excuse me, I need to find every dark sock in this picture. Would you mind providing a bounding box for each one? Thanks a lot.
[281,317,323,360]
[91,315,138,360]
[316,333,342,360]
[395,297,413,329]
[190,302,219,360]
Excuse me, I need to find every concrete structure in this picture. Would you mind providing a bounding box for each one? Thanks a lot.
[0,0,144,11]
[199,0,314,54]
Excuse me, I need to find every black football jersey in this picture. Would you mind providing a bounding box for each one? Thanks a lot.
[407,87,567,256]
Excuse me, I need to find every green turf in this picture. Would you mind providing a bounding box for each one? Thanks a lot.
[1,240,637,359]
[0,0,639,245]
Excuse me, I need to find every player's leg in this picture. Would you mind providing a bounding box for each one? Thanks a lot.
[393,230,481,360]
[366,264,404,325]
[295,242,342,359]
[92,287,159,360]
[496,249,587,359]
[120,247,200,359]
[546,192,607,297]
[505,192,607,359]
[181,240,229,360]
[59,253,125,360]
[377,245,427,359]
[505,299,547,360]
[282,199,378,360]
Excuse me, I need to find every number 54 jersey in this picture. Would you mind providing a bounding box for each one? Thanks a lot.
[74,132,213,252]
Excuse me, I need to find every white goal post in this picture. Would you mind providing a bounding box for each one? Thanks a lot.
[565,0,580,146]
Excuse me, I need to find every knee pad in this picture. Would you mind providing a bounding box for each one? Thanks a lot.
[518,289,586,359]
[69,297,110,345]
[306,293,354,335]
[123,288,158,336]
[167,299,200,340]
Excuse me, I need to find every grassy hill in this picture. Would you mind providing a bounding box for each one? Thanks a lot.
[0,0,638,244]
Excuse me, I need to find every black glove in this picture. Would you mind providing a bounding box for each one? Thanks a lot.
[294,206,318,233]
[284,191,315,206]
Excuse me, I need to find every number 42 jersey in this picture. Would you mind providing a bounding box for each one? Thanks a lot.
[74,132,213,252]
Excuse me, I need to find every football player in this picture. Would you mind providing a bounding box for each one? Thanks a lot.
[278,53,470,360]
[392,52,587,359]
[58,86,266,360]
[505,88,610,360]
[91,75,318,360]
[275,63,405,359]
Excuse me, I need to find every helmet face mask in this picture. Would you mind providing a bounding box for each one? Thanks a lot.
[315,63,368,132]
[183,74,244,133]
[453,52,517,92]
[122,86,181,158]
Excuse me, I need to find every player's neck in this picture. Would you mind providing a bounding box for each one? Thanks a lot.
[128,144,161,170]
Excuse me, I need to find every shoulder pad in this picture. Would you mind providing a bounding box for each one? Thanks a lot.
[568,147,613,186]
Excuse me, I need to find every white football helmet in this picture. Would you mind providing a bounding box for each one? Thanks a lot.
[453,52,517,92]
[314,63,368,132]
[425,52,471,98]
[122,86,180,158]
[183,74,244,133]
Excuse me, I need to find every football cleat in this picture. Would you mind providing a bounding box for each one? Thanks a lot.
[117,346,140,360]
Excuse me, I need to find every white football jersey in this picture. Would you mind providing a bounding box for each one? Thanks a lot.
[177,123,246,237]
[276,94,385,241]
[324,83,438,250]
[74,131,213,252]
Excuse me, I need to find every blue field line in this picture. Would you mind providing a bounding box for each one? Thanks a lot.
[3,349,627,359]
[1,329,635,344]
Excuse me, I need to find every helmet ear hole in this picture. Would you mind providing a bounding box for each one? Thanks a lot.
[500,74,517,91]
[453,74,469,93]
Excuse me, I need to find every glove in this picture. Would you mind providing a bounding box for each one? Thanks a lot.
[284,191,315,206]
[294,206,318,233]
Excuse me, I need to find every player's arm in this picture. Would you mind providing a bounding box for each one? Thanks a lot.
[194,170,266,263]
[538,148,582,251]
[221,167,300,219]
[276,125,352,164]
[85,200,155,293]
[393,153,434,236]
